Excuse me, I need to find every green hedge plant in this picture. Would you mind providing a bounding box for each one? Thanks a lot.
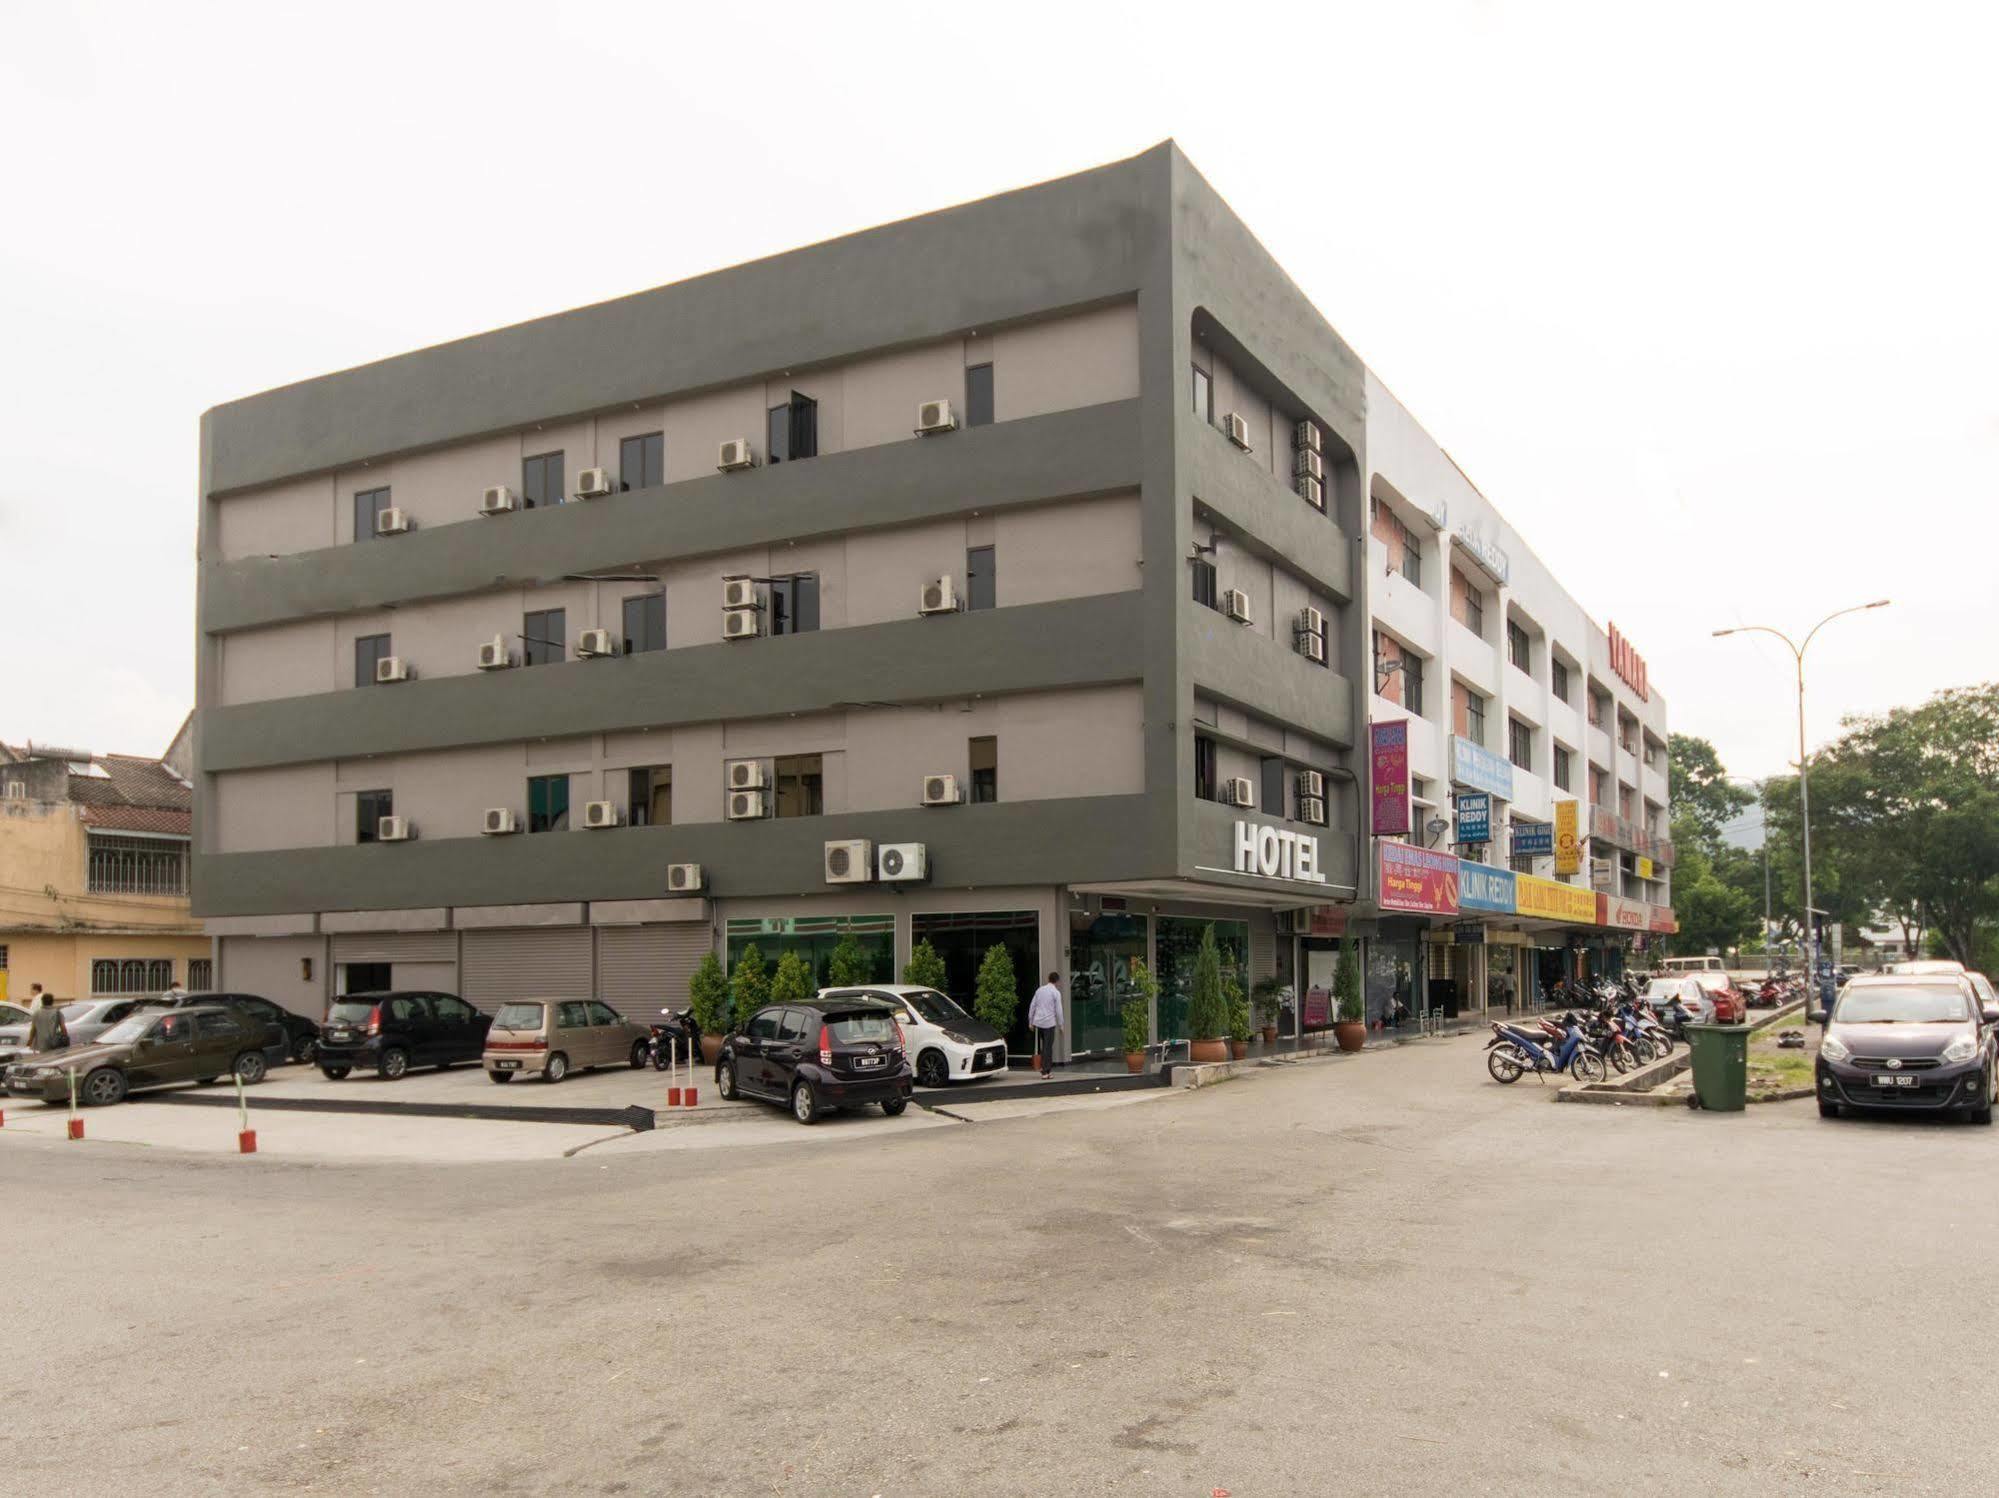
[1122,959,1156,1055]
[730,944,770,1028]
[1187,926,1227,1041]
[974,945,1018,1034]
[688,951,730,1036]
[827,932,874,987]
[1335,935,1364,1024]
[902,939,948,991]
[1225,975,1251,1044]
[770,949,813,1008]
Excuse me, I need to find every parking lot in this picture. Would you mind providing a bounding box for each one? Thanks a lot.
[6,1033,1995,1496]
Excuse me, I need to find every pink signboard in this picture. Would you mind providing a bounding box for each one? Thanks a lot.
[1303,987,1331,1027]
[1378,842,1460,916]
[1370,720,1411,836]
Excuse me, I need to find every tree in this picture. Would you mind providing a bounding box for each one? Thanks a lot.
[1224,975,1251,1044]
[1667,733,1754,856]
[687,950,730,1036]
[729,944,770,1028]
[901,939,948,991]
[1187,925,1227,1040]
[827,932,874,987]
[770,949,813,1008]
[1334,935,1363,1024]
[973,945,1018,1034]
[1665,844,1757,958]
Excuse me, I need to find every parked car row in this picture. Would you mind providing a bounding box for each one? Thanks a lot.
[4,1004,277,1107]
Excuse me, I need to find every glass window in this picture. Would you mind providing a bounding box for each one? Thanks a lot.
[966,546,995,612]
[557,1000,591,1028]
[1551,659,1571,703]
[1191,558,1218,610]
[1465,691,1487,748]
[726,915,893,992]
[966,363,994,428]
[619,432,663,491]
[1194,737,1217,801]
[1068,909,1148,1056]
[187,959,212,989]
[622,593,666,654]
[352,487,391,542]
[522,451,564,509]
[527,774,570,833]
[777,1009,811,1042]
[910,909,1039,1053]
[1261,757,1286,821]
[494,1002,545,1031]
[1509,718,1533,772]
[587,1001,621,1026]
[767,392,818,464]
[1508,621,1531,672]
[769,575,819,635]
[747,1009,782,1041]
[196,1011,238,1038]
[1553,745,1572,791]
[1365,930,1427,1029]
[628,765,671,827]
[969,737,997,804]
[435,996,474,1023]
[523,608,565,666]
[1155,917,1247,1044]
[356,788,392,844]
[86,835,186,895]
[1404,654,1425,717]
[355,634,391,688]
[1399,520,1421,587]
[1191,365,1211,423]
[773,754,823,818]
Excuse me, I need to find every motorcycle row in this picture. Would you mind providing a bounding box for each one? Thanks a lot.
[1484,977,1693,1086]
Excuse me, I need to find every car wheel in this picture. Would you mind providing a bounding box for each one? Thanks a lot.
[377,1048,409,1081]
[881,1096,908,1117]
[542,1052,569,1084]
[717,1060,738,1100]
[293,1036,317,1066]
[487,1070,512,1084]
[1818,1099,1840,1119]
[630,1040,648,1070]
[320,1065,352,1080]
[916,1049,950,1089]
[791,1080,820,1125]
[234,1051,268,1086]
[81,1067,128,1107]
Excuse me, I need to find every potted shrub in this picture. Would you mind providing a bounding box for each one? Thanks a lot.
[1225,976,1251,1060]
[1333,935,1367,1054]
[770,950,813,1009]
[827,931,874,987]
[687,950,730,1065]
[1186,926,1229,1064]
[729,943,771,1042]
[902,938,948,990]
[1121,958,1156,1073]
[1251,975,1288,1046]
[974,944,1019,1050]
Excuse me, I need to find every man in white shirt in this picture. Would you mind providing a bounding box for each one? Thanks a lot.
[1027,972,1064,1078]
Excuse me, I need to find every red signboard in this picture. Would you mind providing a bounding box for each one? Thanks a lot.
[1303,987,1331,1026]
[1370,720,1411,836]
[1647,905,1678,934]
[1609,623,1650,701]
[1306,905,1349,937]
[1378,842,1460,916]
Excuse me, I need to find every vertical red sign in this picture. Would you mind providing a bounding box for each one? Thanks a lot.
[1370,720,1410,836]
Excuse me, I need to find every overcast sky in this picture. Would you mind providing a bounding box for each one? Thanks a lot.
[3,1,1991,782]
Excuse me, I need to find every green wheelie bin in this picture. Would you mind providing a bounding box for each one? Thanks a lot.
[1685,1022,1748,1111]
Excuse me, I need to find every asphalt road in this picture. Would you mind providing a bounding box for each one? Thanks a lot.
[4,1038,1993,1496]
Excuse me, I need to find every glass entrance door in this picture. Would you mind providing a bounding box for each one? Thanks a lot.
[1067,912,1147,1055]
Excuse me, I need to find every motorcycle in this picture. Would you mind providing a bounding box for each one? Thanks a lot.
[644,1008,702,1071]
[1485,1016,1608,1085]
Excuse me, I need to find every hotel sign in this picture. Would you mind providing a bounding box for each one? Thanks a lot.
[1233,820,1327,884]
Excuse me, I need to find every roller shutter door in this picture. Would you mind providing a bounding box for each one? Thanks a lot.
[460,928,593,1012]
[1250,914,1277,985]
[330,931,456,965]
[597,924,713,1017]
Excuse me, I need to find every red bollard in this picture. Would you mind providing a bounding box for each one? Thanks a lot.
[239,1129,258,1154]
[666,1086,682,1107]
[67,1118,85,1141]
[683,1086,698,1107]
[0,1107,7,1127]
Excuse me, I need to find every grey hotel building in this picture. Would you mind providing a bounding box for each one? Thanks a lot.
[196,143,1375,1060]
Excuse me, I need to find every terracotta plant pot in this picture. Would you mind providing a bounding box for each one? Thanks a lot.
[700,1034,725,1066]
[1260,1026,1278,1046]
[1188,1037,1229,1064]
[1229,1039,1249,1060]
[1124,1051,1146,1074]
[1333,1021,1367,1054]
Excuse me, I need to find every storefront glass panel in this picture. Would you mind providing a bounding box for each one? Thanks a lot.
[726,915,893,991]
[1366,925,1427,1030]
[1067,912,1148,1055]
[1156,917,1248,1044]
[1487,944,1520,1011]
[911,910,1039,1056]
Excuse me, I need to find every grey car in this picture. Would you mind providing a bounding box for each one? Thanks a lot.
[57,999,157,1047]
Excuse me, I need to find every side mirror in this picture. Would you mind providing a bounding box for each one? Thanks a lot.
[1808,1008,1828,1024]
[1982,1007,1999,1026]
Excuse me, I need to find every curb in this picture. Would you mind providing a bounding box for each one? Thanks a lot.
[1170,1047,1352,1090]
[144,1092,657,1131]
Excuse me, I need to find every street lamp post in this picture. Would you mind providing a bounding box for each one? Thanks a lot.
[1714,601,1889,1017]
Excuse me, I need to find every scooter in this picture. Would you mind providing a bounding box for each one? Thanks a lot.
[1485,1017,1607,1085]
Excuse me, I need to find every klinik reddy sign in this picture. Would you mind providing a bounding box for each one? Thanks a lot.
[1233,820,1328,884]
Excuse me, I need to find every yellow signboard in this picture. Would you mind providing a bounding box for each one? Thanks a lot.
[1554,800,1580,875]
[1515,873,1597,924]
[1637,856,1654,881]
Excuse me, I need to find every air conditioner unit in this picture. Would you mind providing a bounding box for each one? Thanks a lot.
[581,800,621,829]
[726,789,765,821]
[878,842,928,882]
[575,467,614,499]
[377,816,412,842]
[918,576,960,615]
[1223,589,1253,624]
[1222,412,1252,450]
[722,609,760,641]
[374,656,410,684]
[482,808,519,836]
[1294,419,1323,454]
[1297,630,1326,665]
[1297,769,1326,800]
[915,398,957,434]
[477,636,512,671]
[575,628,617,658]
[921,773,962,806]
[717,438,756,471]
[823,839,874,885]
[1294,449,1325,482]
[727,760,768,791]
[479,485,517,516]
[1224,777,1256,808]
[1297,606,1325,638]
[1299,795,1327,826]
[666,862,704,894]
[1295,474,1325,510]
[374,507,412,536]
[722,576,759,610]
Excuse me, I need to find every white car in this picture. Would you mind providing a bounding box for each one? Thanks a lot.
[1640,975,1715,1025]
[819,983,1008,1088]
[1888,959,1966,977]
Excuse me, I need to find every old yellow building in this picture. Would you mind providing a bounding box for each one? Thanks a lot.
[0,722,208,1007]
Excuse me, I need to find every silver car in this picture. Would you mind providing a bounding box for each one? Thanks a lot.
[58,999,159,1046]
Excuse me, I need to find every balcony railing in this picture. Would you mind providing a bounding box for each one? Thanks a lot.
[1587,804,1675,868]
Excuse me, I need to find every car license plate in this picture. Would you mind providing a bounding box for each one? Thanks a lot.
[495,1059,520,1071]
[1872,1074,1916,1088]
[328,1029,352,1042]
[854,1055,884,1069]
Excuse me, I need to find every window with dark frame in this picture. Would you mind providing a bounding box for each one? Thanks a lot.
[1194,736,1218,801]
[1191,557,1218,610]
[627,765,671,827]
[86,834,186,895]
[527,774,570,833]
[772,754,824,818]
[1404,652,1426,717]
[352,487,392,542]
[1508,717,1534,772]
[523,608,565,665]
[768,575,820,635]
[1192,365,1212,423]
[766,392,818,464]
[622,593,665,654]
[965,364,994,427]
[1551,658,1571,703]
[1553,744,1573,791]
[522,451,565,509]
[1466,690,1487,748]
[619,432,663,491]
[969,736,997,803]
[356,788,393,844]
[966,546,995,611]
[354,634,391,688]
[1261,758,1286,821]
[1507,621,1531,673]
[188,958,213,989]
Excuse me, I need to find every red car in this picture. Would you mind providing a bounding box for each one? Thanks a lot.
[1692,972,1747,1024]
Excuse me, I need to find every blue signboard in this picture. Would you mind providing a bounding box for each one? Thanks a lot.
[1457,861,1517,914]
[1455,791,1492,846]
[1451,734,1516,800]
[1511,821,1554,858]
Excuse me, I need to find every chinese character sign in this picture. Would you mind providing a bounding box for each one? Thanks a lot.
[1370,720,1410,836]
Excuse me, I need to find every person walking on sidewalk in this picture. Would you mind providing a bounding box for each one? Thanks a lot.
[1028,972,1064,1079]
[29,991,69,1053]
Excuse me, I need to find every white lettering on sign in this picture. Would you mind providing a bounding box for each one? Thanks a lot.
[1233,820,1327,884]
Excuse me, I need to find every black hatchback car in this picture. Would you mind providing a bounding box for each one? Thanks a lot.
[163,991,320,1065]
[1816,975,1999,1124]
[715,998,913,1124]
[317,991,492,1080]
